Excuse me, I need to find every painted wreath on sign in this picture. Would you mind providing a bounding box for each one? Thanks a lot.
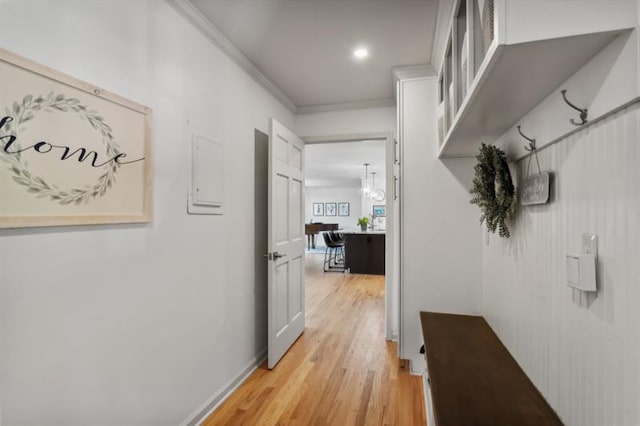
[0,92,121,205]
[469,143,517,238]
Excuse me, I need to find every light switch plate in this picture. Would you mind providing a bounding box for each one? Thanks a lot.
[566,255,580,285]
[565,233,598,292]
[582,233,598,257]
[566,253,596,291]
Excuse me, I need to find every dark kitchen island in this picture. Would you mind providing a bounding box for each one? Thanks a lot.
[344,231,385,275]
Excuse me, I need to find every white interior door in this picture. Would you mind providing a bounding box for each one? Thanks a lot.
[267,118,305,369]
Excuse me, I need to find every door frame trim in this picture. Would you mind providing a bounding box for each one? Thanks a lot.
[301,131,397,342]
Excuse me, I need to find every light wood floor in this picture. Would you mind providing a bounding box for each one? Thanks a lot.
[203,254,425,426]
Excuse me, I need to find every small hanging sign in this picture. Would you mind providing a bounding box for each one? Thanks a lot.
[521,172,550,205]
[518,125,551,206]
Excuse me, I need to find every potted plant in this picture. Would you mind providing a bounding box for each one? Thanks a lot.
[357,217,369,232]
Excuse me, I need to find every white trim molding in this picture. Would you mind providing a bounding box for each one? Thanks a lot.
[392,64,437,99]
[301,131,390,144]
[430,0,455,71]
[167,0,297,113]
[180,349,268,426]
[296,98,396,115]
[392,64,437,82]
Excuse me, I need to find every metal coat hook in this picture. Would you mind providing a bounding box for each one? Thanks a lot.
[561,89,588,126]
[517,125,536,152]
[518,125,542,176]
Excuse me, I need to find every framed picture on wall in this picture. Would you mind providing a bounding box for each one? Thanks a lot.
[0,47,153,229]
[372,205,386,217]
[325,202,337,216]
[338,202,350,216]
[313,202,324,216]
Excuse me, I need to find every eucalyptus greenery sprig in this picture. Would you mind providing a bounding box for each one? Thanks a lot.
[0,93,121,205]
[469,143,516,238]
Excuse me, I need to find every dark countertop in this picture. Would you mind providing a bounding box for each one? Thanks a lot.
[341,231,386,235]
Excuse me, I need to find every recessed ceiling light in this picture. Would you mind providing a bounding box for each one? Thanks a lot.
[353,48,369,59]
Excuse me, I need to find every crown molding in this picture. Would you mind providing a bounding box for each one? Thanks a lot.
[430,0,455,72]
[296,98,396,115]
[166,0,297,113]
[392,64,437,99]
[392,64,437,82]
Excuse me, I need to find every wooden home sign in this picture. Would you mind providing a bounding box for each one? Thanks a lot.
[0,48,152,228]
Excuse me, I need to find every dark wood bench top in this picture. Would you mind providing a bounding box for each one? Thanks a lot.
[420,311,563,426]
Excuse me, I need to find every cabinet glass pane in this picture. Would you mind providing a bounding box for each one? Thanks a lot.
[473,0,494,75]
[444,42,453,133]
[455,0,468,109]
[438,74,445,145]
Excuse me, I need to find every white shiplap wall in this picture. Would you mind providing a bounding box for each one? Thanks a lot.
[483,103,640,425]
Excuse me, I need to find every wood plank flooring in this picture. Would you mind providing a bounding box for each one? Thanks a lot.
[202,254,425,426]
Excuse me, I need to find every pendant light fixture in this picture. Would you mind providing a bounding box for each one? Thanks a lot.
[370,171,386,202]
[362,163,371,197]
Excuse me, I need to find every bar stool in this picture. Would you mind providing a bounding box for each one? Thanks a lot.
[322,231,345,272]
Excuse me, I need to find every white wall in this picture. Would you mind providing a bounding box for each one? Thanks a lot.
[0,2,293,425]
[398,77,482,373]
[294,106,396,138]
[482,26,640,425]
[305,187,361,233]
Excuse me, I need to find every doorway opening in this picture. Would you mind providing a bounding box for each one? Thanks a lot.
[302,133,398,342]
[256,123,400,370]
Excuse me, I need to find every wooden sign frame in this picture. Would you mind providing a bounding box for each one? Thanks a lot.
[520,172,551,206]
[0,48,153,228]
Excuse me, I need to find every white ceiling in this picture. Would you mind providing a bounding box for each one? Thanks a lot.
[305,140,386,188]
[190,0,439,110]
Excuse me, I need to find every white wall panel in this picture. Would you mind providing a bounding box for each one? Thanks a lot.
[290,144,302,171]
[289,256,303,320]
[483,104,640,425]
[290,179,302,239]
[0,1,293,424]
[399,77,482,372]
[275,174,290,245]
[294,106,395,138]
[276,262,290,334]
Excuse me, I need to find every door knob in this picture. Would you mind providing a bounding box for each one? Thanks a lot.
[273,251,286,259]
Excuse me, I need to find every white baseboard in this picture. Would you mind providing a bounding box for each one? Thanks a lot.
[422,373,431,426]
[385,333,399,342]
[409,357,426,376]
[180,348,268,426]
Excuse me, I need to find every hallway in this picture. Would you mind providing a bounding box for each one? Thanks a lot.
[203,254,425,425]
